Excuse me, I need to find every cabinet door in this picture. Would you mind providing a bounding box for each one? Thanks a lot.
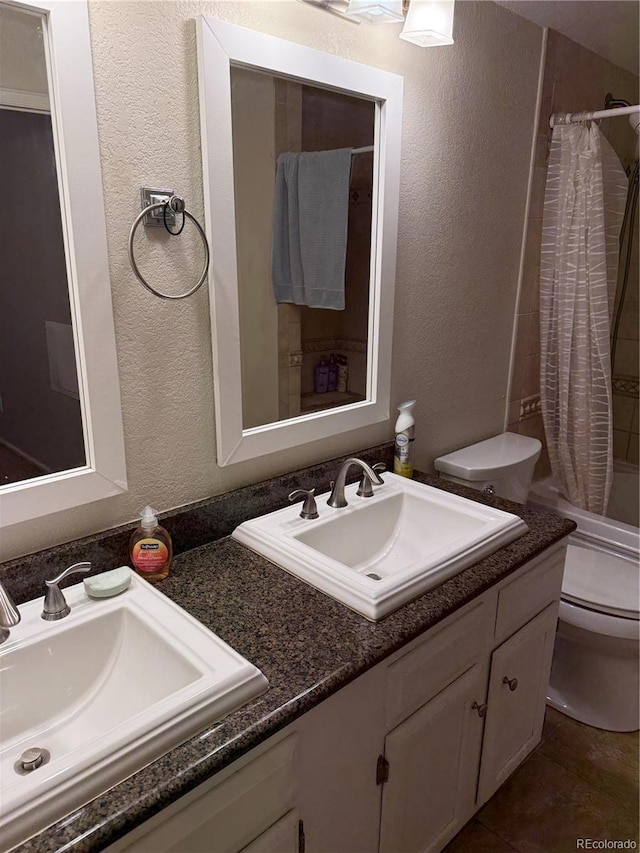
[379,664,486,853]
[239,811,299,853]
[297,664,384,853]
[477,602,558,805]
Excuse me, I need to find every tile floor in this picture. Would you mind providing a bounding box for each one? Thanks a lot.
[444,707,639,853]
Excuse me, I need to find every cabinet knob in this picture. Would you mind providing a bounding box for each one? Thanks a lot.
[502,676,519,692]
[471,701,487,718]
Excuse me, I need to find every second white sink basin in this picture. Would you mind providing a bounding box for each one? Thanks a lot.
[0,573,268,850]
[233,473,528,620]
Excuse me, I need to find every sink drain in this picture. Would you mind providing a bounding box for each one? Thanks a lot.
[14,747,50,775]
[366,573,382,581]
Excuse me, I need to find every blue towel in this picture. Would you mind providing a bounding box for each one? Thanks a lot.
[272,153,305,304]
[271,148,352,310]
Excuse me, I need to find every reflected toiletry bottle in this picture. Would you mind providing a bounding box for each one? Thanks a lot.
[337,355,348,393]
[393,400,416,478]
[130,506,173,581]
[314,357,329,393]
[328,354,338,392]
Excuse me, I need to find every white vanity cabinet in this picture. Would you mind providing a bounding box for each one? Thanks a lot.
[110,736,299,853]
[109,543,565,853]
[376,545,565,853]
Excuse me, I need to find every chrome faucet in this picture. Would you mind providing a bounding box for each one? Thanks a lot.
[327,458,385,509]
[0,580,20,645]
[41,562,91,621]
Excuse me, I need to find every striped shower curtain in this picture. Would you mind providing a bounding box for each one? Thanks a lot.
[540,123,627,515]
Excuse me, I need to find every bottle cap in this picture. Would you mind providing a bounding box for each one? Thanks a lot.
[395,400,416,432]
[140,505,158,532]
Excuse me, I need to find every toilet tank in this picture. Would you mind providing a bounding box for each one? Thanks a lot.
[433,433,542,504]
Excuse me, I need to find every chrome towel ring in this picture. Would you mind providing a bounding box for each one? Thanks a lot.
[128,195,210,300]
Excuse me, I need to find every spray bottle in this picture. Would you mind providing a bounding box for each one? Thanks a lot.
[129,506,173,581]
[393,400,416,478]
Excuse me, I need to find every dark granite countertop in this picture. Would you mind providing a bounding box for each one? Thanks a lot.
[10,470,575,853]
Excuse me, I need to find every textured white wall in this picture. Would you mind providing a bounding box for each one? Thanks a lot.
[2,0,542,561]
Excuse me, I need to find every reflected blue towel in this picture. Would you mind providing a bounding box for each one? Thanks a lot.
[271,148,352,310]
[272,153,305,304]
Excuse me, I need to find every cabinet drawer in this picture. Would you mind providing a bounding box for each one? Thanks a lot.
[385,599,489,728]
[494,545,565,644]
[119,735,297,853]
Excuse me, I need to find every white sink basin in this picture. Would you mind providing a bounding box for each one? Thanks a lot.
[0,573,268,850]
[233,473,528,620]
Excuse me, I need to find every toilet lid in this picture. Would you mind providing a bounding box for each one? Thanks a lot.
[433,433,541,481]
[563,544,639,620]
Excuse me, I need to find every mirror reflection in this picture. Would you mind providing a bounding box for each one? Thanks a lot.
[0,3,85,487]
[231,66,375,429]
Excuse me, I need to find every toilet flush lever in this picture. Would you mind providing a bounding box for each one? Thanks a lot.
[289,488,319,520]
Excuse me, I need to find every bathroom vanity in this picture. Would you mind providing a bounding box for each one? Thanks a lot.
[106,545,565,853]
[3,461,574,853]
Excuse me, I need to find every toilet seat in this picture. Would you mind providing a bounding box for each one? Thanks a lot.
[562,544,639,621]
[559,598,640,641]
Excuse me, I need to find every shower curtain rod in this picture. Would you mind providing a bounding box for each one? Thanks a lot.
[550,104,640,127]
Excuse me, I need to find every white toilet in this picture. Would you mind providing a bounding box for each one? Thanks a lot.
[434,432,640,733]
[548,544,639,731]
[433,432,542,503]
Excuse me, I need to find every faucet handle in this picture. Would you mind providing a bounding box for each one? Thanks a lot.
[357,463,386,498]
[42,561,91,622]
[0,581,21,645]
[288,488,319,520]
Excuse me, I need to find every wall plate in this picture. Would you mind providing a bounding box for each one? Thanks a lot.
[140,187,175,227]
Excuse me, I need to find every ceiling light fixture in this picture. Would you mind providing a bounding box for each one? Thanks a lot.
[297,0,361,24]
[399,0,455,46]
[298,0,455,45]
[344,0,404,24]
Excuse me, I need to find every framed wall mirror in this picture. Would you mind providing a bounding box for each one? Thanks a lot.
[197,17,403,465]
[0,0,126,527]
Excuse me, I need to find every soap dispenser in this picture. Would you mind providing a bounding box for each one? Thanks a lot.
[130,506,173,581]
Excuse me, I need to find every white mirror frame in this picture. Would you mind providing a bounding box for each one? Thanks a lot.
[197,17,403,466]
[0,0,127,527]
